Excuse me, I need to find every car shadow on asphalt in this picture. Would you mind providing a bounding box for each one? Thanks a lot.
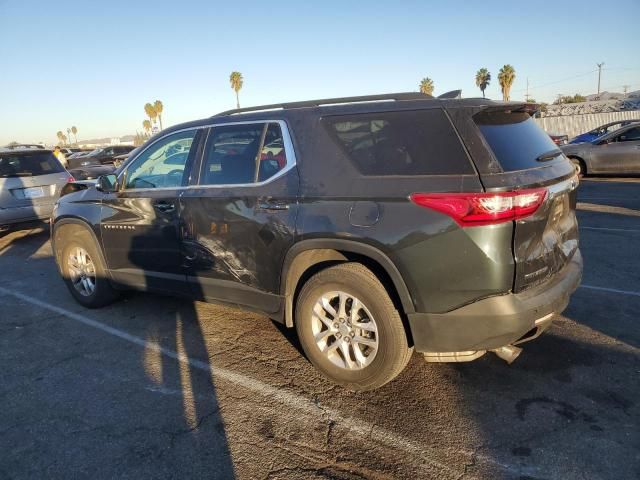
[0,227,50,259]
[125,235,237,477]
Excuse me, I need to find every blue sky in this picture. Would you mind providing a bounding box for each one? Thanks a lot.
[1,0,639,144]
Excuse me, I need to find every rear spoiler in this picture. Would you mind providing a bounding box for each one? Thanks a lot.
[479,102,541,117]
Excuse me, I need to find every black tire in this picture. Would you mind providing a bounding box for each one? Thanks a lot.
[570,157,586,177]
[57,227,119,308]
[295,262,413,391]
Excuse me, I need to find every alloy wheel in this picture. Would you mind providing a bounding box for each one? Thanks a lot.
[311,291,379,370]
[67,246,96,297]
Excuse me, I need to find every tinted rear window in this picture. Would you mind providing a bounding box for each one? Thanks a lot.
[475,112,562,172]
[0,152,64,177]
[323,109,474,175]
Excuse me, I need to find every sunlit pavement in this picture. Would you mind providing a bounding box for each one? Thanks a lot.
[1,178,639,479]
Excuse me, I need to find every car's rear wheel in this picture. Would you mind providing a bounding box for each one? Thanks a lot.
[569,157,586,177]
[295,263,413,391]
[58,227,119,308]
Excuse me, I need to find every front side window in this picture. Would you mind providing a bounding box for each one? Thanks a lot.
[199,122,287,185]
[125,130,197,189]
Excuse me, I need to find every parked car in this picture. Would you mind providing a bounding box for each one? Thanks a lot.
[67,145,135,169]
[67,164,117,181]
[562,122,640,175]
[548,133,568,145]
[67,151,92,160]
[2,143,45,150]
[569,119,640,144]
[112,149,139,168]
[51,93,582,390]
[0,147,74,232]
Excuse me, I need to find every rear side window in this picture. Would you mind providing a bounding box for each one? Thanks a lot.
[0,152,64,178]
[323,109,474,176]
[475,112,562,172]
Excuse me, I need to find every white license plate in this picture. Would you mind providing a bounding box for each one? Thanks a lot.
[23,186,45,199]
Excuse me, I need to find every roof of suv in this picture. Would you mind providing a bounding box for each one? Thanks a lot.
[148,92,538,142]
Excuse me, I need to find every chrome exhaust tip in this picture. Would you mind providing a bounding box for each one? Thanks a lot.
[491,345,523,364]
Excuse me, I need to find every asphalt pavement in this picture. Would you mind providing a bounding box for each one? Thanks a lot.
[1,177,638,479]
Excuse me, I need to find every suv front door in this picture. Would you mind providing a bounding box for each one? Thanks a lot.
[179,121,299,314]
[100,129,203,294]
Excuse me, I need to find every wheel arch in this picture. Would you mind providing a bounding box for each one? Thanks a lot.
[281,239,415,328]
[52,218,108,275]
[567,155,587,175]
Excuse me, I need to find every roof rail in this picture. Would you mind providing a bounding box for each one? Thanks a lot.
[212,92,432,117]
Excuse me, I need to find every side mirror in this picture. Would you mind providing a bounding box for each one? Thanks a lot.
[96,174,119,193]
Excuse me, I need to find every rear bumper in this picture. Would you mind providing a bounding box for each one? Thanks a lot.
[0,204,55,226]
[407,249,583,353]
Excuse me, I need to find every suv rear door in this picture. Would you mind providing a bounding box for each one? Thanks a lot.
[179,120,299,314]
[453,106,579,292]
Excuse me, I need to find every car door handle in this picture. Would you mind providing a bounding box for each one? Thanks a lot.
[153,201,175,213]
[257,200,289,211]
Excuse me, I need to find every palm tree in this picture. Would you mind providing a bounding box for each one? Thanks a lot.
[419,77,434,96]
[475,68,491,98]
[498,65,516,101]
[153,100,164,130]
[142,119,152,136]
[61,134,68,145]
[229,71,243,108]
[144,103,158,127]
[71,126,78,144]
[66,128,71,145]
[56,131,64,145]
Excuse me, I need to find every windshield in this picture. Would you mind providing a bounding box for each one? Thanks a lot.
[0,152,65,177]
[86,148,104,156]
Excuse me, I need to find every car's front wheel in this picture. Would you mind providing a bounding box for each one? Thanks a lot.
[58,227,119,308]
[295,263,413,390]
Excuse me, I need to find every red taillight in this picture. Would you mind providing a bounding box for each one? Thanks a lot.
[67,175,75,182]
[410,188,548,227]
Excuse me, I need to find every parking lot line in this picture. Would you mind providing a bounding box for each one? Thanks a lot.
[580,284,640,298]
[580,226,640,233]
[0,285,520,476]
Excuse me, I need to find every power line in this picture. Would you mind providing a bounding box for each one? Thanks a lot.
[512,69,598,93]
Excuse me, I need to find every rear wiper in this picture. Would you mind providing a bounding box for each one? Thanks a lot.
[536,150,562,162]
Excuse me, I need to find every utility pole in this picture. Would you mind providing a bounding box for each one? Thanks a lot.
[596,62,605,95]
[525,77,530,102]
[623,85,630,98]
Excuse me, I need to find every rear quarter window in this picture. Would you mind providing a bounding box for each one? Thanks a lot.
[323,109,474,176]
[475,112,563,172]
[0,152,64,177]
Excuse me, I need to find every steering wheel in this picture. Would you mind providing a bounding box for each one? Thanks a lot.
[165,169,184,186]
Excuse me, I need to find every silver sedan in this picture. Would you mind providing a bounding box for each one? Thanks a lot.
[561,122,640,175]
[0,147,74,232]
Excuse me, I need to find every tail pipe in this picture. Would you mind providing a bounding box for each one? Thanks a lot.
[490,345,523,364]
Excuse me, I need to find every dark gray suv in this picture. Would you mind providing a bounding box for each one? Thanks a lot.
[51,93,582,390]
